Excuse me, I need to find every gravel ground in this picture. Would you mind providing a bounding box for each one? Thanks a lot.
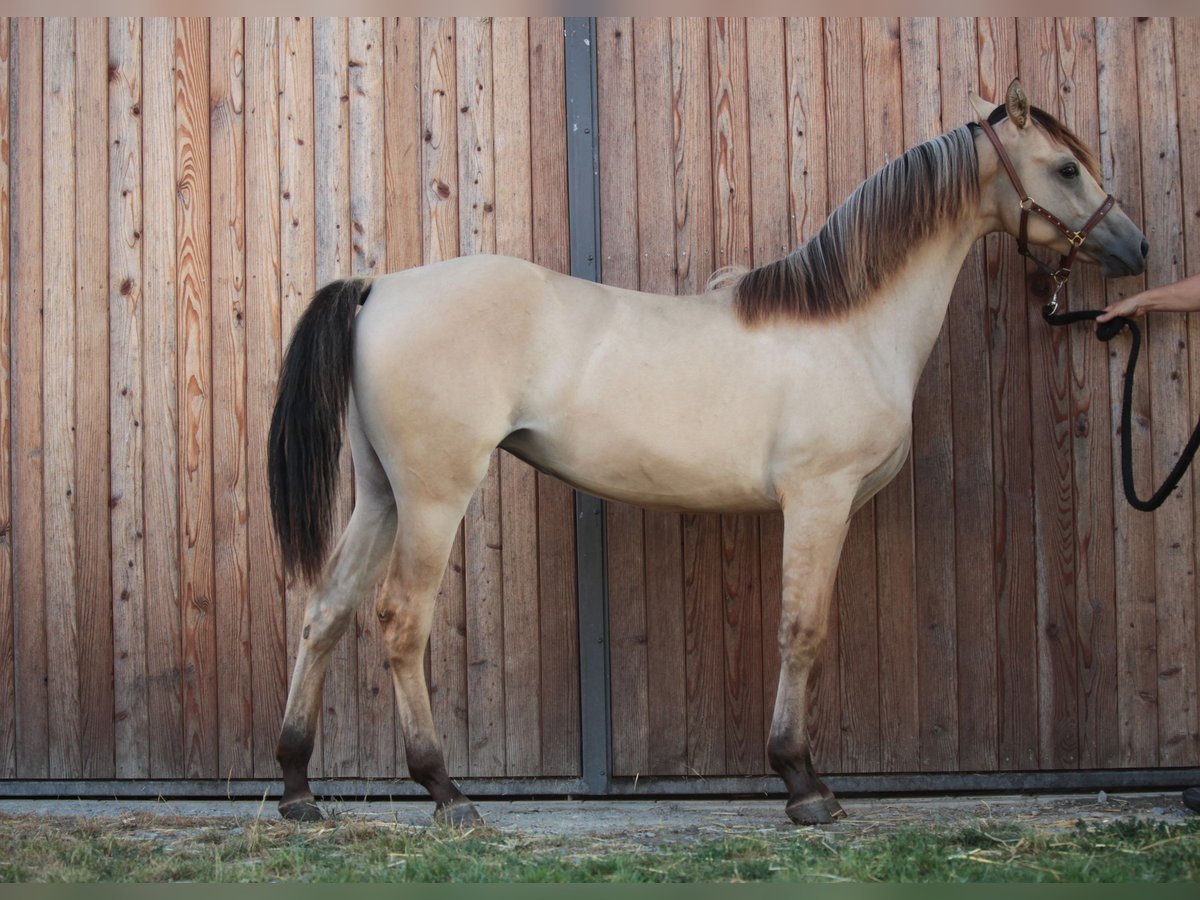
[0,792,1194,846]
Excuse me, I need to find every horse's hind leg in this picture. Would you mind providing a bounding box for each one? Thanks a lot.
[767,492,853,825]
[376,496,481,827]
[276,432,398,821]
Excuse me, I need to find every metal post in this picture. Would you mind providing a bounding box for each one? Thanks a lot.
[563,16,612,796]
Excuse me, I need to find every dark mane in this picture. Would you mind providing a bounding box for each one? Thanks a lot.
[733,125,980,326]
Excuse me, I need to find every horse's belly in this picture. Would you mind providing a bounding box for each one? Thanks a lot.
[500,427,778,513]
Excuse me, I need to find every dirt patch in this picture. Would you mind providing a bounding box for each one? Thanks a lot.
[0,792,1193,847]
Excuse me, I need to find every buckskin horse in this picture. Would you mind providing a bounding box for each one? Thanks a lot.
[268,80,1148,826]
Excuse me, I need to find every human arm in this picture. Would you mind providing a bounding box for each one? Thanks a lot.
[1096,272,1200,322]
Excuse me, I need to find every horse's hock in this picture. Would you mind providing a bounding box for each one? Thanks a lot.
[1,17,1197,820]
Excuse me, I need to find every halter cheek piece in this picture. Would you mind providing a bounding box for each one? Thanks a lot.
[976,105,1115,313]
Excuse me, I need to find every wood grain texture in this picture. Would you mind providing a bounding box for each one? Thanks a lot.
[710,17,764,777]
[382,15,421,778]
[978,15,1039,772]
[597,16,650,778]
[492,16,542,777]
[0,16,14,779]
[861,16,920,775]
[1018,16,1081,771]
[634,16,688,777]
[825,16,877,776]
[1058,16,1119,770]
[421,16,469,778]
[175,15,217,779]
[1176,14,1200,771]
[312,16,358,778]
[142,15,184,779]
[348,15,395,780]
[73,18,115,779]
[210,16,253,780]
[109,15,149,779]
[244,16,287,779]
[278,14,319,773]
[456,17,506,778]
[745,17,789,778]
[940,15,998,773]
[901,16,958,773]
[674,16,725,777]
[11,15,46,779]
[1135,16,1197,768]
[1097,16,1156,768]
[772,15,828,774]
[529,16,579,777]
[42,16,82,779]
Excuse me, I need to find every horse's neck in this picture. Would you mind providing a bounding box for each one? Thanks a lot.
[854,226,984,399]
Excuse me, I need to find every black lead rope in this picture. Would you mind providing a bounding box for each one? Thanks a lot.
[1042,304,1200,511]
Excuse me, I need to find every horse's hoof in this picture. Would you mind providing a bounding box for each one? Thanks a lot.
[433,797,484,828]
[785,795,836,826]
[279,796,324,822]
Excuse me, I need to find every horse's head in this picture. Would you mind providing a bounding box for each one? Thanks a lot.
[970,79,1148,279]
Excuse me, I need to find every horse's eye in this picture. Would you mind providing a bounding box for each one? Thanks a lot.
[1058,162,1080,180]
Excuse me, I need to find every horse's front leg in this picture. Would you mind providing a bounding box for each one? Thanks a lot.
[767,492,853,825]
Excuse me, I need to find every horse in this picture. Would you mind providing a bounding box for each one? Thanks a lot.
[267,79,1148,827]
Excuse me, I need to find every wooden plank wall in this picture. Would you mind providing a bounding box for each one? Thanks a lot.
[2,16,1199,787]
[0,16,579,782]
[599,16,1200,778]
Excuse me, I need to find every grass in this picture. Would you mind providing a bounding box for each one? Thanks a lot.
[1,812,1198,882]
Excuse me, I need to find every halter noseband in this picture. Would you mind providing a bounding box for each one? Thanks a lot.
[976,105,1115,312]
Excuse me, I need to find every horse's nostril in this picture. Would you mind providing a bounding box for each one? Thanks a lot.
[1141,238,1150,259]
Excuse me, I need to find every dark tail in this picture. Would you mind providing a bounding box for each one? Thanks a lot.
[269,278,373,583]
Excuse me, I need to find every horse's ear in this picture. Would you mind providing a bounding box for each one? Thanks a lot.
[1005,78,1030,129]
[969,90,998,122]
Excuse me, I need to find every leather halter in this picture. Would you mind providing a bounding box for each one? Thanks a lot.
[977,106,1115,311]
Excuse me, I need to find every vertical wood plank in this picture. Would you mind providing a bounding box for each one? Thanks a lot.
[42,16,82,779]
[492,16,541,777]
[421,15,469,777]
[348,15,395,779]
[529,16,579,776]
[672,16,723,776]
[74,16,115,778]
[176,15,217,778]
[11,16,46,779]
[1018,16,1080,771]
[142,15,184,778]
[902,15,959,772]
[1177,14,1200,772]
[384,16,421,277]
[862,16,920,774]
[940,15,998,772]
[278,14,319,773]
[0,16,13,779]
[312,16,358,777]
[741,15,790,777]
[244,16,287,778]
[771,15,828,773]
[1135,16,1197,767]
[1097,16,1157,770]
[1058,16,1120,770]
[712,16,764,776]
[597,16,649,778]
[825,15,875,776]
[634,17,687,776]
[457,17,505,778]
[211,16,252,779]
[110,15,149,778]
[978,15,1039,771]
[382,15,421,778]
